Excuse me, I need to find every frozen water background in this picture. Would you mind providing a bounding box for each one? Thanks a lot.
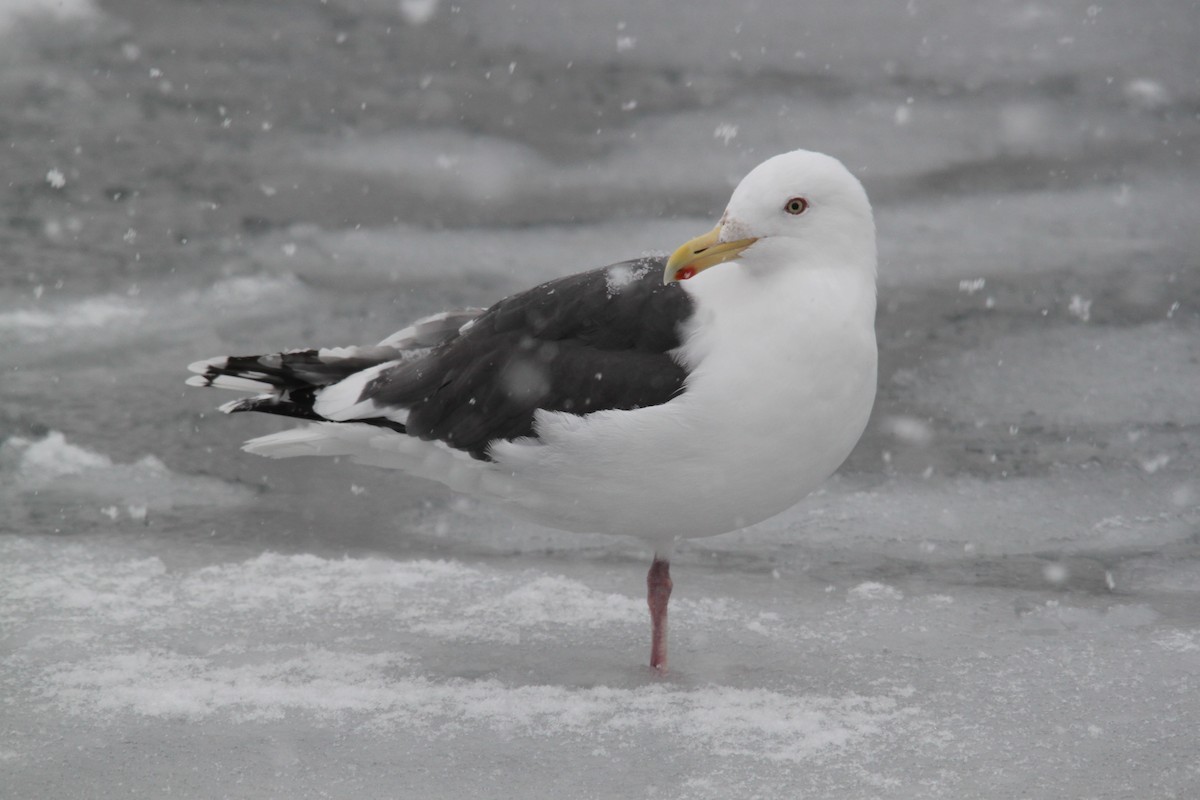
[1,0,1198,796]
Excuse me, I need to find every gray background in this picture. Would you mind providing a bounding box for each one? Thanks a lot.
[2,1,1198,797]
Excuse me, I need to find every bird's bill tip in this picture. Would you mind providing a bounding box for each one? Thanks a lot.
[663,224,757,284]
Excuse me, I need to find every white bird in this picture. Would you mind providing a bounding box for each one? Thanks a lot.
[187,148,878,671]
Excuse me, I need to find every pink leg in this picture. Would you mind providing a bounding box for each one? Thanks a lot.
[647,556,673,672]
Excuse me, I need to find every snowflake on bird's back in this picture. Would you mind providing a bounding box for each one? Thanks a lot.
[605,262,653,299]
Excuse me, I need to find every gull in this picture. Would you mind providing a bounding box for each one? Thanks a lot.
[188,148,878,671]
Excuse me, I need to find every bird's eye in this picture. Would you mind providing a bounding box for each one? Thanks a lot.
[784,197,809,215]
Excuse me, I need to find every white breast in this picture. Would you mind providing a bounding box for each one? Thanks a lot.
[488,264,877,545]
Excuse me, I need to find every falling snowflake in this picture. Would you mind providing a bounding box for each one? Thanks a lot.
[1124,78,1171,111]
[399,0,439,26]
[713,123,738,145]
[1140,454,1170,474]
[1067,295,1092,322]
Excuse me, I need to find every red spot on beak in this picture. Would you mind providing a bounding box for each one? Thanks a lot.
[675,266,697,281]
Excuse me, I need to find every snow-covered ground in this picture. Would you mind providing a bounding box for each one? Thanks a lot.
[1,1,1197,797]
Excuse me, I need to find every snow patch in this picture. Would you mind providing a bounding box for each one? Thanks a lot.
[605,262,652,297]
[198,273,304,307]
[1152,631,1200,654]
[0,275,303,349]
[4,537,933,765]
[0,431,253,512]
[40,646,922,762]
[848,582,903,601]
[0,295,144,339]
[42,648,411,721]
[0,0,97,33]
[6,430,111,482]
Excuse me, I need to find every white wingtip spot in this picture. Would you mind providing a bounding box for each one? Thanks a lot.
[187,357,227,374]
[316,346,361,360]
[185,375,209,388]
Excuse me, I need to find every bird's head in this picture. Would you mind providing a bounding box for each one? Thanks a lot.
[664,149,875,284]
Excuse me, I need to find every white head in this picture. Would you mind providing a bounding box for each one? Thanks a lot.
[665,149,876,284]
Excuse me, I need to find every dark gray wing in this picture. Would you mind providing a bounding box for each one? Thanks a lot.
[353,256,693,459]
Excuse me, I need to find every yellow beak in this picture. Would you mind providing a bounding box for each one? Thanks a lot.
[663,224,758,284]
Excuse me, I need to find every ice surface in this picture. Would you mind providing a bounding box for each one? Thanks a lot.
[0,0,97,33]
[461,1,1200,90]
[914,323,1200,428]
[9,543,910,766]
[0,295,145,339]
[3,538,932,768]
[246,219,698,290]
[0,432,255,529]
[1,0,1197,797]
